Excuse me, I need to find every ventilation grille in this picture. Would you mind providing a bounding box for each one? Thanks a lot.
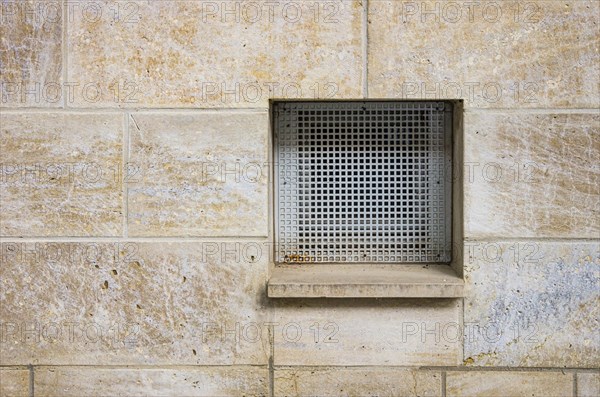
[274,101,452,264]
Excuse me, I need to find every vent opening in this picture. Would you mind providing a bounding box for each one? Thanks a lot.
[274,101,452,264]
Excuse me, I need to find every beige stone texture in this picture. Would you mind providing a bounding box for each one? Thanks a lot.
[34,366,267,396]
[67,0,363,108]
[464,112,599,239]
[270,299,462,366]
[1,0,598,388]
[446,371,573,397]
[577,373,600,397]
[464,242,599,367]
[0,113,124,236]
[268,264,464,298]
[368,1,600,108]
[127,112,268,237]
[0,241,269,365]
[0,0,62,108]
[274,368,441,397]
[0,368,29,397]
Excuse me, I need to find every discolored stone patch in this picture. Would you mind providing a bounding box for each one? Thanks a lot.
[464,242,599,367]
[368,1,600,108]
[0,112,123,237]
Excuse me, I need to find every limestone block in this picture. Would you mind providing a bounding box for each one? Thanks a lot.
[0,112,124,236]
[368,1,599,108]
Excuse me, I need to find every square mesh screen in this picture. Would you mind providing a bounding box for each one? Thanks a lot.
[274,101,452,264]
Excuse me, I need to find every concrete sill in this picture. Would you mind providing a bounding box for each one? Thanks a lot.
[267,264,464,298]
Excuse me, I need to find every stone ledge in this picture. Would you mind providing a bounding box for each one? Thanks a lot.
[267,264,464,298]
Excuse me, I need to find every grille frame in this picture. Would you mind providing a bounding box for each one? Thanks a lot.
[272,100,453,265]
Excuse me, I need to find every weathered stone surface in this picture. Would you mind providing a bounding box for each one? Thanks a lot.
[0,113,123,237]
[67,0,363,107]
[577,373,600,397]
[270,299,462,366]
[0,0,62,107]
[127,112,268,237]
[464,112,599,239]
[34,367,267,397]
[464,242,599,367]
[268,264,464,298]
[0,368,29,397]
[274,368,441,396]
[446,371,573,397]
[368,1,600,108]
[0,241,269,365]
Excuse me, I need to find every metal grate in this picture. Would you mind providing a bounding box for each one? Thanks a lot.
[274,101,452,264]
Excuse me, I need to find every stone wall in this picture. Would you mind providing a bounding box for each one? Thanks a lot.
[1,1,598,396]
